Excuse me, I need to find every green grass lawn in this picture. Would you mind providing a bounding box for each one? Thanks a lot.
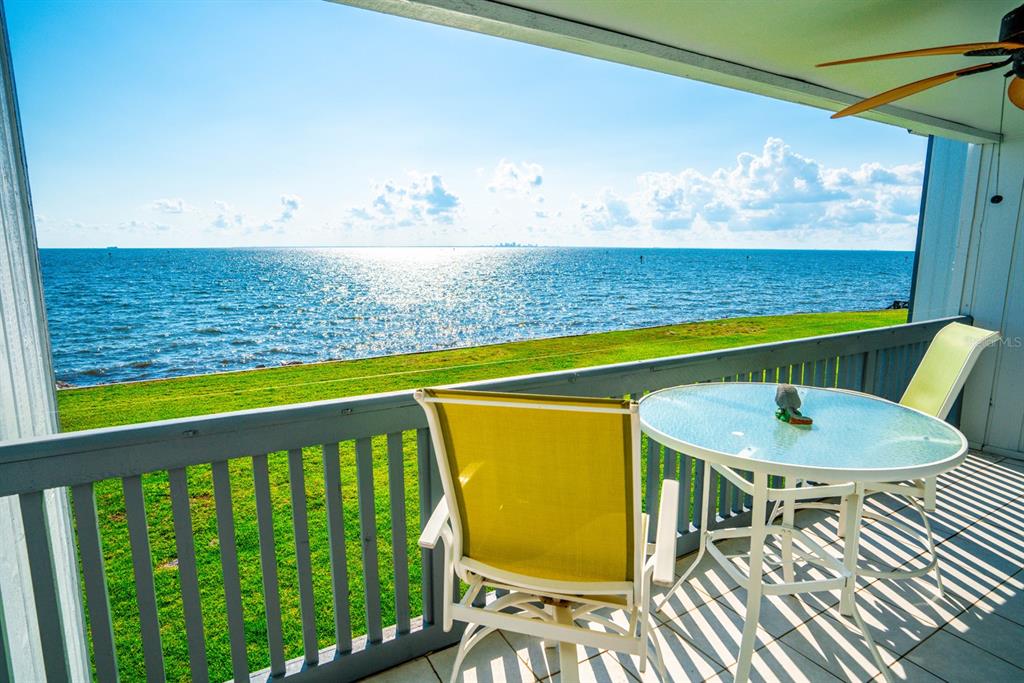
[60,310,905,681]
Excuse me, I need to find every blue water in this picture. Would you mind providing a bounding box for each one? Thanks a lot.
[39,247,913,386]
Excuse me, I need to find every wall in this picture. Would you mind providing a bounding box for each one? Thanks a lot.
[914,134,1024,458]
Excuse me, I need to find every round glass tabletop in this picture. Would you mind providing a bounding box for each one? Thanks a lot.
[639,383,967,481]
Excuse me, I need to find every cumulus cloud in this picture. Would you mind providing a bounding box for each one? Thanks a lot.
[580,189,637,231]
[210,201,245,230]
[575,138,923,239]
[489,160,543,196]
[148,198,192,214]
[120,219,170,232]
[348,172,461,228]
[277,194,302,223]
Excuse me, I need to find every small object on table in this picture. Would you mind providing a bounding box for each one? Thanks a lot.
[775,383,813,426]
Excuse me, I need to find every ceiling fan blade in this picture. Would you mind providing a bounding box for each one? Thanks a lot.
[1009,76,1024,111]
[818,41,1023,67]
[831,61,1005,119]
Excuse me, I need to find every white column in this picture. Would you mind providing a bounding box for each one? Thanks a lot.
[0,4,90,681]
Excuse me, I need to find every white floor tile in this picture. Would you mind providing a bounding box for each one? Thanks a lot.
[904,629,1024,681]
[943,605,1024,669]
[428,630,539,683]
[595,622,725,682]
[660,597,774,669]
[779,611,898,682]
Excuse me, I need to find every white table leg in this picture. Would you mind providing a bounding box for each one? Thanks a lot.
[735,471,769,683]
[840,484,864,617]
[838,484,891,680]
[657,459,712,611]
[782,494,796,584]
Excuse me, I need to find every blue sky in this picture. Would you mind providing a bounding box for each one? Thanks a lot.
[8,0,928,249]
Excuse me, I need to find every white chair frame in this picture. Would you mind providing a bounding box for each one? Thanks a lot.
[416,390,680,683]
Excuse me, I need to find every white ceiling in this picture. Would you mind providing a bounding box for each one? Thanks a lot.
[503,0,1021,137]
[340,0,1022,142]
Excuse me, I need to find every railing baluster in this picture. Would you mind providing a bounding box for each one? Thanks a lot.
[356,437,383,644]
[897,344,911,395]
[386,432,411,636]
[416,429,439,627]
[287,448,318,666]
[837,353,863,390]
[321,443,352,655]
[211,460,248,681]
[692,457,704,530]
[663,446,677,481]
[717,467,729,520]
[71,483,119,683]
[862,349,878,394]
[167,469,209,683]
[121,476,165,682]
[731,471,743,514]
[678,453,692,533]
[813,359,826,386]
[645,437,660,541]
[824,357,838,388]
[252,454,286,675]
[18,492,71,683]
[880,348,895,399]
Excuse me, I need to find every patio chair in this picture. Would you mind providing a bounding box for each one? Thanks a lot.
[415,388,678,683]
[774,321,1001,596]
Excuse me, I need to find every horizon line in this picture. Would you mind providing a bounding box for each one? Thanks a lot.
[38,244,916,252]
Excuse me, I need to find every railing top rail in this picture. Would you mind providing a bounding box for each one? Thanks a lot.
[0,316,966,495]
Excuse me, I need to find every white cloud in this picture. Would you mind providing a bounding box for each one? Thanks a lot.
[210,200,245,229]
[148,198,192,214]
[120,219,170,232]
[348,172,461,228]
[574,138,923,241]
[579,189,637,231]
[488,159,543,196]
[277,194,302,223]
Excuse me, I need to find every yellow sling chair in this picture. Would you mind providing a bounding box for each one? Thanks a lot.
[775,321,1000,596]
[416,388,678,683]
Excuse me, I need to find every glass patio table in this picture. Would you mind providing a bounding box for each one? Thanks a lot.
[638,382,968,683]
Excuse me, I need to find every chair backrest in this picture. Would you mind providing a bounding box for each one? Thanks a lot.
[900,322,1001,419]
[416,388,640,585]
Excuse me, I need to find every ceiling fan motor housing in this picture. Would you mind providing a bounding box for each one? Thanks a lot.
[1000,4,1024,42]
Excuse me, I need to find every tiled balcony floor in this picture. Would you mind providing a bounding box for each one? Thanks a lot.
[362,453,1024,682]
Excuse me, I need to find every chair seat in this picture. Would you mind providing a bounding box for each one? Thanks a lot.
[460,557,635,609]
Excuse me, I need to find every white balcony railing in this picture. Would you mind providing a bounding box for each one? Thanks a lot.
[0,316,967,683]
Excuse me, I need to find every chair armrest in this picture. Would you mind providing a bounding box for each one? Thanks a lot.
[652,479,679,587]
[419,498,450,550]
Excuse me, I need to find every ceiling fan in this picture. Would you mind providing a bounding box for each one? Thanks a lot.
[818,3,1024,119]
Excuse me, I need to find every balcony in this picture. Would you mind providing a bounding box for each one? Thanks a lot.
[373,450,1024,682]
[5,316,1022,682]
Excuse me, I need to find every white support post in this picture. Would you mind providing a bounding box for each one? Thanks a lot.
[0,5,90,681]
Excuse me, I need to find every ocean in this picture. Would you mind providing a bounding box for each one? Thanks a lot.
[39,247,913,386]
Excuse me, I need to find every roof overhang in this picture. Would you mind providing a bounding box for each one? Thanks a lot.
[334,0,1019,144]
